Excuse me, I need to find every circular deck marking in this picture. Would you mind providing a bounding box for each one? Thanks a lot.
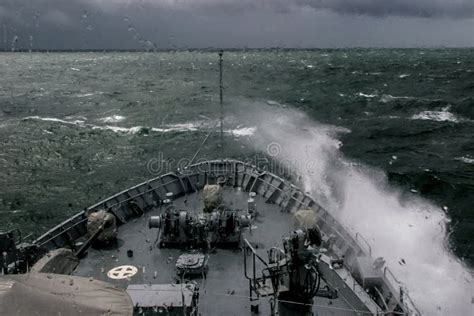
[107,265,138,280]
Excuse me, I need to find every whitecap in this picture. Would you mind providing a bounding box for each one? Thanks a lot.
[23,116,86,126]
[24,116,255,138]
[99,115,125,123]
[399,74,410,78]
[357,92,377,98]
[65,115,88,121]
[94,125,129,133]
[300,60,314,69]
[454,156,474,164]
[23,116,207,135]
[76,93,94,98]
[151,122,200,133]
[266,100,280,106]
[92,125,154,135]
[411,109,459,123]
[380,94,413,103]
[70,68,80,71]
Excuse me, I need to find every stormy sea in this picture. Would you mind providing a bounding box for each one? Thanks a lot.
[0,49,473,314]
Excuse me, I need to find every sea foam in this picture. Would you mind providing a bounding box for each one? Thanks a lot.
[411,108,459,123]
[22,116,255,137]
[357,92,377,98]
[454,156,474,164]
[99,115,126,123]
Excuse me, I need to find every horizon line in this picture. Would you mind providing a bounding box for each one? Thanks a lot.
[1,47,474,53]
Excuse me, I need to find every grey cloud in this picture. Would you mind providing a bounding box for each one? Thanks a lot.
[40,10,75,27]
[296,0,474,18]
[0,6,8,18]
[1,0,473,50]
[84,0,474,18]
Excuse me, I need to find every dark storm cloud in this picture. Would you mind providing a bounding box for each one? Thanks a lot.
[86,0,474,18]
[296,0,474,18]
[1,0,474,49]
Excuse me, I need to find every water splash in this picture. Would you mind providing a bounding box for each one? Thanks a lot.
[233,100,472,315]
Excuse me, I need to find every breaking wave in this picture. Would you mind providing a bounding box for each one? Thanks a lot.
[454,156,474,164]
[23,116,86,126]
[379,94,413,103]
[98,115,126,123]
[411,108,460,123]
[76,93,95,98]
[357,92,377,98]
[232,100,472,315]
[21,116,255,137]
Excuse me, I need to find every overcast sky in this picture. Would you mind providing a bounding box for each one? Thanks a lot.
[1,0,473,50]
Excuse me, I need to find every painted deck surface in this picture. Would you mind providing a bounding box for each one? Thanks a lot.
[73,188,355,315]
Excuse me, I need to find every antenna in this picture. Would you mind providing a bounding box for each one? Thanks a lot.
[218,50,224,157]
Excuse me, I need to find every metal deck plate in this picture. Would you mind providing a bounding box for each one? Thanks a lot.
[73,188,364,315]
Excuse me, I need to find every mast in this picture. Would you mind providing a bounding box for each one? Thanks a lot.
[218,50,224,156]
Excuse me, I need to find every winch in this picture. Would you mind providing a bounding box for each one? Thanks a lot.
[149,207,251,248]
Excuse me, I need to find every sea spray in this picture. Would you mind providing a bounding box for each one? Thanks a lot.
[233,100,472,315]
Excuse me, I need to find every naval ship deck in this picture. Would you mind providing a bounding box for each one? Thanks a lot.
[33,160,419,315]
[73,188,360,315]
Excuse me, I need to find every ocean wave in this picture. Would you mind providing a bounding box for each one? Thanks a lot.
[241,102,472,315]
[99,115,126,123]
[411,108,459,123]
[95,125,146,134]
[266,100,280,106]
[381,115,402,119]
[357,92,377,98]
[379,94,413,103]
[76,93,95,98]
[64,115,88,121]
[151,122,200,133]
[23,116,86,126]
[22,116,255,137]
[454,156,474,164]
[24,116,202,134]
[379,95,449,107]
